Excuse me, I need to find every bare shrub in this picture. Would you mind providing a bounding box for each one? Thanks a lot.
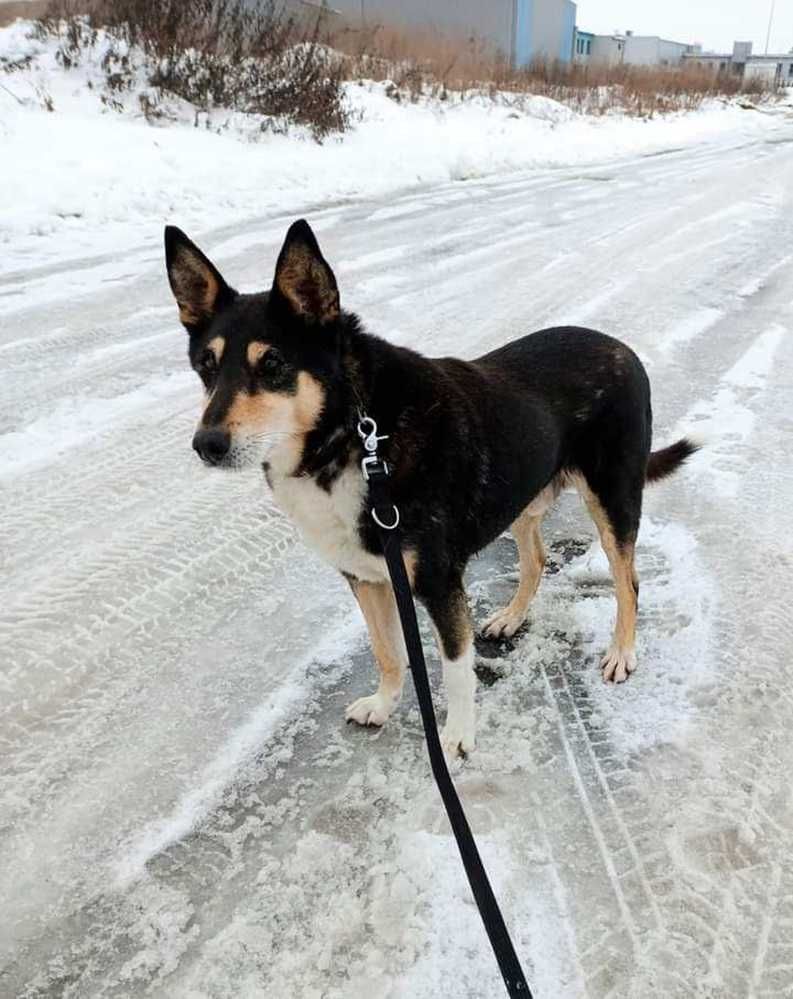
[38,0,350,139]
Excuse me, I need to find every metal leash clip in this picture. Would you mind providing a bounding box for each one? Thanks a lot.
[357,414,400,529]
[357,415,390,481]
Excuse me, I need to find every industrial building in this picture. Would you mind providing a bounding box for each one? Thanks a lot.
[296,2,792,82]
[326,0,578,67]
[684,41,793,85]
[589,33,626,67]
[622,33,691,66]
[576,29,694,68]
[572,28,793,82]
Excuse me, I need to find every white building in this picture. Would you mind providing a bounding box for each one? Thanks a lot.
[590,33,625,67]
[684,41,793,85]
[745,55,793,85]
[583,29,692,68]
[622,33,691,67]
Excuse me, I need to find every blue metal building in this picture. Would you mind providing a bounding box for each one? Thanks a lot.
[573,28,595,63]
[326,0,577,68]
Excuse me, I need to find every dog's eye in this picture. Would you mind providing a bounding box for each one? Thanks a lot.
[199,350,216,372]
[196,350,217,383]
[259,350,283,373]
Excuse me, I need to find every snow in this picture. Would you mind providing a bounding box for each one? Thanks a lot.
[656,306,723,355]
[116,611,365,885]
[0,369,192,477]
[1,18,790,279]
[3,13,793,999]
[674,323,787,496]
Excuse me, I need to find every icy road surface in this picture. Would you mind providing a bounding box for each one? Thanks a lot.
[2,125,793,998]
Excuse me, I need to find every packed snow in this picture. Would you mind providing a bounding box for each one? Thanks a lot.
[2,11,793,999]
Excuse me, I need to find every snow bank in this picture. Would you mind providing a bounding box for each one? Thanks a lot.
[0,18,786,276]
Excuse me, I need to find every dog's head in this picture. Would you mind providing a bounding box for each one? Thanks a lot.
[165,220,344,473]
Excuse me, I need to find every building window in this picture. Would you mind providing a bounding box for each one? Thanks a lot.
[789,62,793,77]
[587,39,591,54]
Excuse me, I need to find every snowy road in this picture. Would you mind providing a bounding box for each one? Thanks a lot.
[2,121,793,998]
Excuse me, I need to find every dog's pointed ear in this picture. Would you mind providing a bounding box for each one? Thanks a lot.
[272,220,340,325]
[164,226,232,331]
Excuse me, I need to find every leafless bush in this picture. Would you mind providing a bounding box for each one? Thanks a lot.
[38,0,350,139]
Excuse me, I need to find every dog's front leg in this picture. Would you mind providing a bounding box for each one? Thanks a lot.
[424,582,477,759]
[346,579,407,727]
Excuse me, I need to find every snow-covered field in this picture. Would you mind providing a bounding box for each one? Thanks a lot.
[0,18,788,278]
[2,14,793,998]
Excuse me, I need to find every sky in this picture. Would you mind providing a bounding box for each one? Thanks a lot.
[577,0,793,55]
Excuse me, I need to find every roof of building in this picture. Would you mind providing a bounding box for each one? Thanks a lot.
[685,50,793,61]
[624,34,691,46]
[745,53,793,62]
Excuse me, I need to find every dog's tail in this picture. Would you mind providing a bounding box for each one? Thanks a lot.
[646,438,699,483]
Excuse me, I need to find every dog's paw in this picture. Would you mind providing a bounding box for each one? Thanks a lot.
[481,604,527,640]
[440,718,476,760]
[345,692,396,728]
[601,646,637,684]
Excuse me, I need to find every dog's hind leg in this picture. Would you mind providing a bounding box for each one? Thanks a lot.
[576,477,640,683]
[346,580,407,727]
[482,484,557,640]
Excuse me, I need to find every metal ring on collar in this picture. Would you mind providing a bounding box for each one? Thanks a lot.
[372,505,400,530]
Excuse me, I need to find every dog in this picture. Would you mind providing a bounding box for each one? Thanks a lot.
[164,219,696,758]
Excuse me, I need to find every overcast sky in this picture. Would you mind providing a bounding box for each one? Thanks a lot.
[577,0,793,55]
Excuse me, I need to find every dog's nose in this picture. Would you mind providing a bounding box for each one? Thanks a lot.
[193,428,231,465]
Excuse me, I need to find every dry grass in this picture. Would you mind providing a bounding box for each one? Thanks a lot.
[330,19,779,113]
[509,60,775,115]
[333,21,509,93]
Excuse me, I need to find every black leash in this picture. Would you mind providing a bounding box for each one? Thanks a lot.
[358,416,533,998]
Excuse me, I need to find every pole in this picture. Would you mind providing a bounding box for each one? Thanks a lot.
[765,0,776,55]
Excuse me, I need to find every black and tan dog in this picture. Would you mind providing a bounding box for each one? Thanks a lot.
[165,219,696,758]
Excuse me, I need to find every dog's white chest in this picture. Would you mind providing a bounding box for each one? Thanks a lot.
[269,465,387,582]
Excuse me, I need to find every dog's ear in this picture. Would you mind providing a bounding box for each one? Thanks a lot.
[272,219,340,325]
[164,226,232,332]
